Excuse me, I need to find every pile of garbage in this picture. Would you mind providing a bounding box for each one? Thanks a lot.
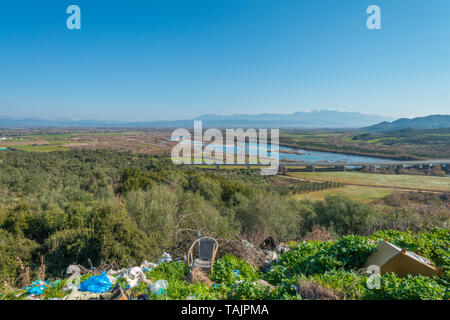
[12,239,287,300]
[2,230,446,301]
[18,252,175,300]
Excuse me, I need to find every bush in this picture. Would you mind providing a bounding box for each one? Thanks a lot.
[42,227,97,274]
[328,235,376,270]
[0,230,39,285]
[313,195,376,235]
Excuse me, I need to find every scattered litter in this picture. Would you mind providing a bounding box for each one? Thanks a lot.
[140,260,158,270]
[79,271,112,293]
[25,279,60,296]
[136,294,150,300]
[149,280,168,296]
[157,252,172,265]
[66,264,81,275]
[63,287,102,300]
[106,274,117,285]
[108,286,128,300]
[233,269,241,277]
[276,244,290,254]
[265,251,278,263]
[107,268,127,276]
[123,267,152,288]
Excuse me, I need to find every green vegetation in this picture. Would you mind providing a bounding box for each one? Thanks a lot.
[0,149,448,300]
[266,229,448,300]
[9,145,71,152]
[1,229,447,300]
[280,128,450,160]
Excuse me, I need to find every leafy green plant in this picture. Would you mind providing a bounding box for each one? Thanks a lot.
[362,273,446,300]
[145,261,189,282]
[211,255,258,286]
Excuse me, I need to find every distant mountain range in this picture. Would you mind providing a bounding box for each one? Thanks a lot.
[365,115,450,132]
[0,110,394,128]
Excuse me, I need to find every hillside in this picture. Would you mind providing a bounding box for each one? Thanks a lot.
[365,115,450,132]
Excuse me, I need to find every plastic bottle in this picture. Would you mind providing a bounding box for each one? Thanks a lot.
[149,280,168,296]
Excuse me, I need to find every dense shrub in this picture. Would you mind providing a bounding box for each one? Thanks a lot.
[267,236,376,283]
[0,229,39,284]
[312,195,376,235]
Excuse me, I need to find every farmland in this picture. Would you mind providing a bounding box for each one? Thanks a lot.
[0,129,172,155]
[290,185,394,203]
[287,172,450,192]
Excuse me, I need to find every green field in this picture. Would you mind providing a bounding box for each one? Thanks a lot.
[287,172,450,192]
[11,145,71,152]
[290,185,394,203]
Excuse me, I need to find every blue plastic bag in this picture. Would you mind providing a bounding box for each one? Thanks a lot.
[27,285,45,295]
[79,271,112,293]
[25,279,60,295]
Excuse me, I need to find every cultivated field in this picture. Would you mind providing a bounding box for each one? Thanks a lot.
[290,185,394,203]
[287,172,450,192]
[0,129,172,155]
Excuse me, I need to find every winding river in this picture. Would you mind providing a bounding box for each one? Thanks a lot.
[170,138,394,163]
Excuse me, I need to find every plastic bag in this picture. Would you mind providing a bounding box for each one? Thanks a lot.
[25,279,60,296]
[149,280,168,296]
[79,271,112,293]
[123,267,151,288]
[157,252,172,265]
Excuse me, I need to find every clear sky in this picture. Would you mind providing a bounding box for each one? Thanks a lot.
[0,0,449,121]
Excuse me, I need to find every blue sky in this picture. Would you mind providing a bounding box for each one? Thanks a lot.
[0,0,449,121]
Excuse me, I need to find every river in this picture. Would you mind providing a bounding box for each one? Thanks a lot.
[170,137,394,163]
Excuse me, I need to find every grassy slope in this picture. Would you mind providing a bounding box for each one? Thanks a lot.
[287,172,450,192]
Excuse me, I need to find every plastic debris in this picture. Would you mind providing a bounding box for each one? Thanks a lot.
[79,271,112,293]
[140,260,158,270]
[276,244,290,254]
[25,279,60,296]
[106,274,117,285]
[108,286,128,300]
[63,287,102,300]
[123,267,151,288]
[149,280,168,296]
[157,252,172,265]
[136,294,150,300]
[26,284,45,296]
[107,268,127,276]
[233,269,241,277]
[66,264,81,275]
